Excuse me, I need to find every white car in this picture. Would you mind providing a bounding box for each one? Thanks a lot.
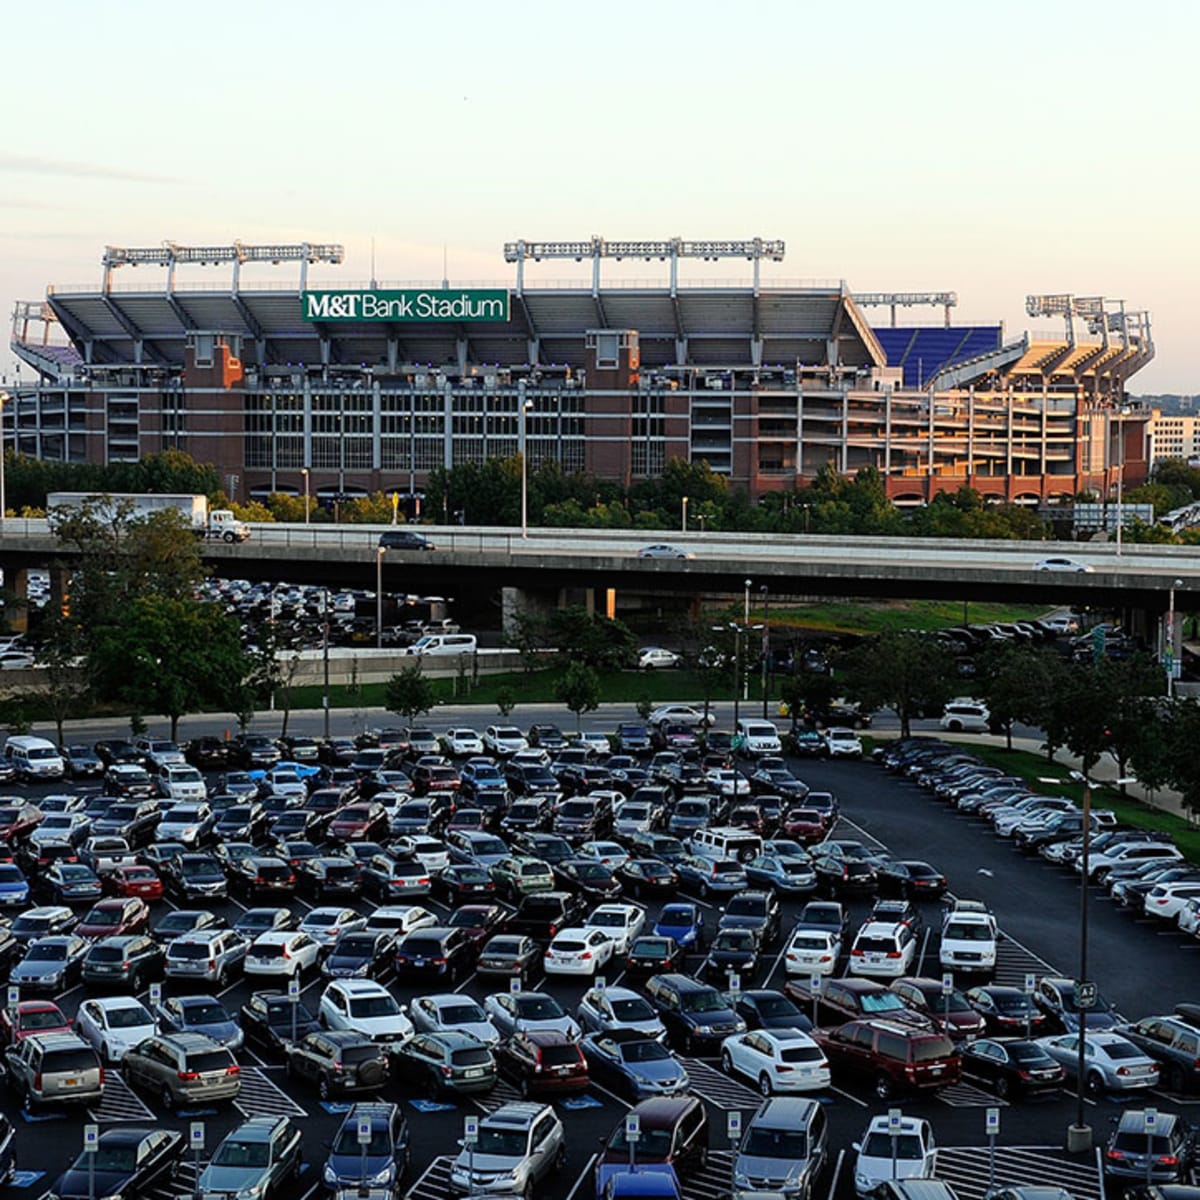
[736,720,782,757]
[441,729,484,757]
[1178,897,1200,937]
[940,701,991,733]
[613,800,656,837]
[1143,880,1200,922]
[848,921,917,979]
[996,798,1075,838]
[156,802,214,847]
[409,993,500,1047]
[157,766,207,804]
[482,726,528,757]
[31,813,89,848]
[636,544,694,561]
[647,705,714,729]
[577,842,631,872]
[852,1115,937,1195]
[390,836,450,873]
[365,905,437,939]
[259,767,308,801]
[244,930,322,978]
[299,907,367,948]
[576,986,664,1039]
[1034,557,1094,573]
[720,1029,830,1095]
[318,979,414,1051]
[823,728,863,759]
[1083,841,1183,882]
[583,903,646,954]
[638,647,681,670]
[74,996,157,1064]
[543,927,615,977]
[576,732,612,757]
[939,907,998,974]
[706,769,751,798]
[784,928,841,978]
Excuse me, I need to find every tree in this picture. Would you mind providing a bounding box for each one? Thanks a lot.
[495,687,516,719]
[555,662,600,730]
[384,665,437,723]
[777,667,835,733]
[504,607,551,674]
[977,643,1057,751]
[89,596,249,739]
[31,614,90,745]
[1159,700,1200,816]
[546,606,636,671]
[837,631,957,737]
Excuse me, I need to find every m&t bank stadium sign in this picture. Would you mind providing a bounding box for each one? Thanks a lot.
[302,289,510,322]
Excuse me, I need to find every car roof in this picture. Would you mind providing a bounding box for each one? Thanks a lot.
[751,1096,821,1126]
[480,1101,550,1129]
[627,1096,702,1127]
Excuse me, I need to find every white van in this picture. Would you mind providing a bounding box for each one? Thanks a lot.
[4,736,65,781]
[736,719,782,758]
[405,633,477,657]
[690,826,763,863]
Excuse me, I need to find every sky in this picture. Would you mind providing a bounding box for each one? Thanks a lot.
[3,0,1198,392]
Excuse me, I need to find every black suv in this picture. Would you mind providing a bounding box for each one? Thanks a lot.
[643,973,747,1055]
[717,890,781,946]
[505,892,586,943]
[1104,1108,1196,1185]
[393,927,473,983]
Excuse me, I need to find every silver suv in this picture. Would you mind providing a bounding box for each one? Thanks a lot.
[449,1101,565,1195]
[122,1032,241,1111]
[3,1032,104,1110]
[165,929,248,987]
[734,1096,828,1200]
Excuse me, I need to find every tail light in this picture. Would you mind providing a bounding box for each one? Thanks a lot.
[32,1073,41,1089]
[440,1064,453,1077]
[225,1064,240,1076]
[208,960,216,971]
[282,946,291,959]
[433,957,447,966]
[1159,1155,1179,1166]
[1117,1066,1131,1076]
[581,951,593,960]
[886,951,901,959]
[178,1070,200,1081]
[851,949,863,957]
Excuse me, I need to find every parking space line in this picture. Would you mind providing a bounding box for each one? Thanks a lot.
[564,1153,599,1200]
[829,1084,868,1108]
[587,1080,632,1109]
[824,1148,845,1200]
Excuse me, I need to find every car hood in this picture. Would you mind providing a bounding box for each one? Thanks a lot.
[199,1165,266,1192]
[519,1016,579,1038]
[733,1153,807,1184]
[327,1151,391,1180]
[628,1057,687,1084]
[56,1166,135,1198]
[11,962,62,982]
[345,1013,414,1038]
[188,1020,242,1045]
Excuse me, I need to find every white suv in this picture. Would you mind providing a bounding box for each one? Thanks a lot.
[847,921,916,979]
[736,720,782,758]
[449,1102,566,1195]
[318,979,414,1052]
[244,930,322,978]
[939,901,998,974]
[940,701,990,733]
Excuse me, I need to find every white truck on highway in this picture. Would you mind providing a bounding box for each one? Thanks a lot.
[46,492,249,542]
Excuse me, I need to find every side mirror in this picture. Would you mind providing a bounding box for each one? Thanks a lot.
[851,1142,861,1152]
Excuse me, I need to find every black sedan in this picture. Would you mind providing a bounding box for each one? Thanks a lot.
[240,991,320,1056]
[430,865,497,905]
[625,936,686,978]
[701,929,760,982]
[873,858,948,899]
[321,931,395,980]
[735,989,813,1033]
[965,986,1050,1037]
[615,859,679,898]
[52,1128,185,1200]
[551,859,623,902]
[960,1037,1066,1099]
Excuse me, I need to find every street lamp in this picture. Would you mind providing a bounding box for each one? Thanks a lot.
[0,389,9,529]
[681,495,689,534]
[743,580,752,702]
[300,468,310,526]
[760,585,770,719]
[376,546,387,649]
[518,398,534,540]
[1166,578,1183,697]
[1114,406,1130,556]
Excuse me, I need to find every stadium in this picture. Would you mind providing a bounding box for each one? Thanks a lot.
[6,236,1155,507]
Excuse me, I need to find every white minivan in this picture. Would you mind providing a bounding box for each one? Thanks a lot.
[3,735,65,781]
[406,633,477,657]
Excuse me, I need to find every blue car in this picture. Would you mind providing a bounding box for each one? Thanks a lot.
[652,903,706,950]
[322,1102,409,1198]
[581,1030,690,1101]
[155,994,244,1051]
[674,855,747,899]
[0,864,30,909]
[744,854,817,895]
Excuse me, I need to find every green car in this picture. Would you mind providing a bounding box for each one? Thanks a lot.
[489,856,555,900]
[391,1031,497,1097]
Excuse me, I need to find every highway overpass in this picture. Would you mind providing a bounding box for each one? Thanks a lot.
[2,520,1196,611]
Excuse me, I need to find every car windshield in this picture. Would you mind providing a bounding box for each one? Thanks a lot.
[212,1140,270,1168]
[182,1002,228,1023]
[621,1039,669,1062]
[81,1146,137,1172]
[680,990,726,1014]
[1105,1042,1143,1061]
[863,1132,924,1159]
[753,996,800,1019]
[333,1126,391,1155]
[860,994,907,1014]
[349,996,401,1018]
[608,1127,672,1158]
[20,1008,64,1029]
[439,1002,486,1023]
[743,1129,807,1158]
[106,1006,150,1028]
[516,996,564,1018]
[610,998,655,1020]
[26,943,68,961]
[912,1037,955,1062]
[476,1129,528,1157]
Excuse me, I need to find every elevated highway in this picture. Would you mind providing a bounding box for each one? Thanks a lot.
[2,521,1196,610]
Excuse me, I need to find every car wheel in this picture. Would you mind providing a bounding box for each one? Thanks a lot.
[318,1074,333,1101]
[873,1073,892,1101]
[21,1085,35,1112]
[1085,1071,1103,1098]
[519,1075,531,1098]
[554,1143,567,1171]
[721,1051,734,1074]
[995,1075,1010,1099]
[217,966,229,988]
[1166,1063,1187,1094]
[101,1042,111,1066]
[700,883,711,900]
[160,1084,175,1112]
[759,1073,773,1096]
[423,1072,441,1100]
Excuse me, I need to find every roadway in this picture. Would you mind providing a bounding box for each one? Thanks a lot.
[3,711,1195,1200]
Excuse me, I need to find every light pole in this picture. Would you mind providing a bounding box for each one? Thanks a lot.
[0,389,8,529]
[301,468,310,526]
[321,587,331,740]
[1070,769,1093,1152]
[1114,406,1129,556]
[760,585,770,719]
[743,579,752,701]
[681,495,689,534]
[375,547,387,649]
[1167,578,1182,697]
[518,398,534,540]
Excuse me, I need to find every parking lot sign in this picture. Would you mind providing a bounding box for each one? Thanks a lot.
[5,987,17,1010]
[84,1125,99,1152]
[727,1112,741,1143]
[189,1123,205,1151]
[149,982,162,1007]
[287,975,300,1000]
[941,973,954,995]
[1144,1108,1157,1133]
[357,1117,372,1146]
[888,1108,902,1134]
[510,977,521,993]
[625,1114,641,1143]
[985,1107,1000,1135]
[1076,981,1098,1009]
[1023,972,1036,994]
[463,1116,478,1145]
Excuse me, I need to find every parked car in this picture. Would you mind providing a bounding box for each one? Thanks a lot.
[122,1031,241,1110]
[197,1116,303,1200]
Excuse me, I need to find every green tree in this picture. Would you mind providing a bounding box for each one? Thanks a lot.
[777,667,835,733]
[504,607,551,674]
[837,631,957,737]
[555,661,601,730]
[32,614,90,746]
[90,596,248,739]
[1159,700,1200,815]
[977,643,1057,751]
[384,664,437,723]
[495,687,516,719]
[546,606,636,671]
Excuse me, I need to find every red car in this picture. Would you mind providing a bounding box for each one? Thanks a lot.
[726,805,766,836]
[75,897,151,939]
[495,1029,589,1095]
[0,803,43,845]
[781,807,829,845]
[103,865,164,901]
[326,802,388,843]
[0,1000,71,1045]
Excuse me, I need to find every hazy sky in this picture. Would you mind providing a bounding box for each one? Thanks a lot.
[4,0,1197,392]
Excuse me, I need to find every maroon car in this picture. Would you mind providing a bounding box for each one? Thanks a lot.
[781,808,829,844]
[102,865,164,901]
[495,1029,589,1095]
[446,903,507,954]
[0,803,43,845]
[326,802,388,843]
[75,897,151,939]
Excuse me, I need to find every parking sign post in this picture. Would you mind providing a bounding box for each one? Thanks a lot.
[149,981,162,1009]
[1144,1109,1157,1185]
[1023,973,1036,1039]
[189,1122,205,1200]
[985,1107,1000,1189]
[809,974,820,1028]
[727,1111,742,1199]
[888,1108,902,1180]
[464,1116,478,1190]
[84,1123,99,1200]
[5,986,17,1012]
[358,1114,372,1186]
[941,972,953,1032]
[625,1113,640,1171]
[288,974,300,1043]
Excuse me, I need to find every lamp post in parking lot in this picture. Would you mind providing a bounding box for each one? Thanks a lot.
[376,546,387,649]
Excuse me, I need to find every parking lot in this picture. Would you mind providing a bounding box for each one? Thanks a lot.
[0,709,1195,1200]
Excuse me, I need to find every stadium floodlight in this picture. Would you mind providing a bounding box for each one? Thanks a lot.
[102,241,345,292]
[855,292,958,327]
[503,235,785,292]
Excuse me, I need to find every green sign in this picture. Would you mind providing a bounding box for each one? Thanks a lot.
[302,289,510,323]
